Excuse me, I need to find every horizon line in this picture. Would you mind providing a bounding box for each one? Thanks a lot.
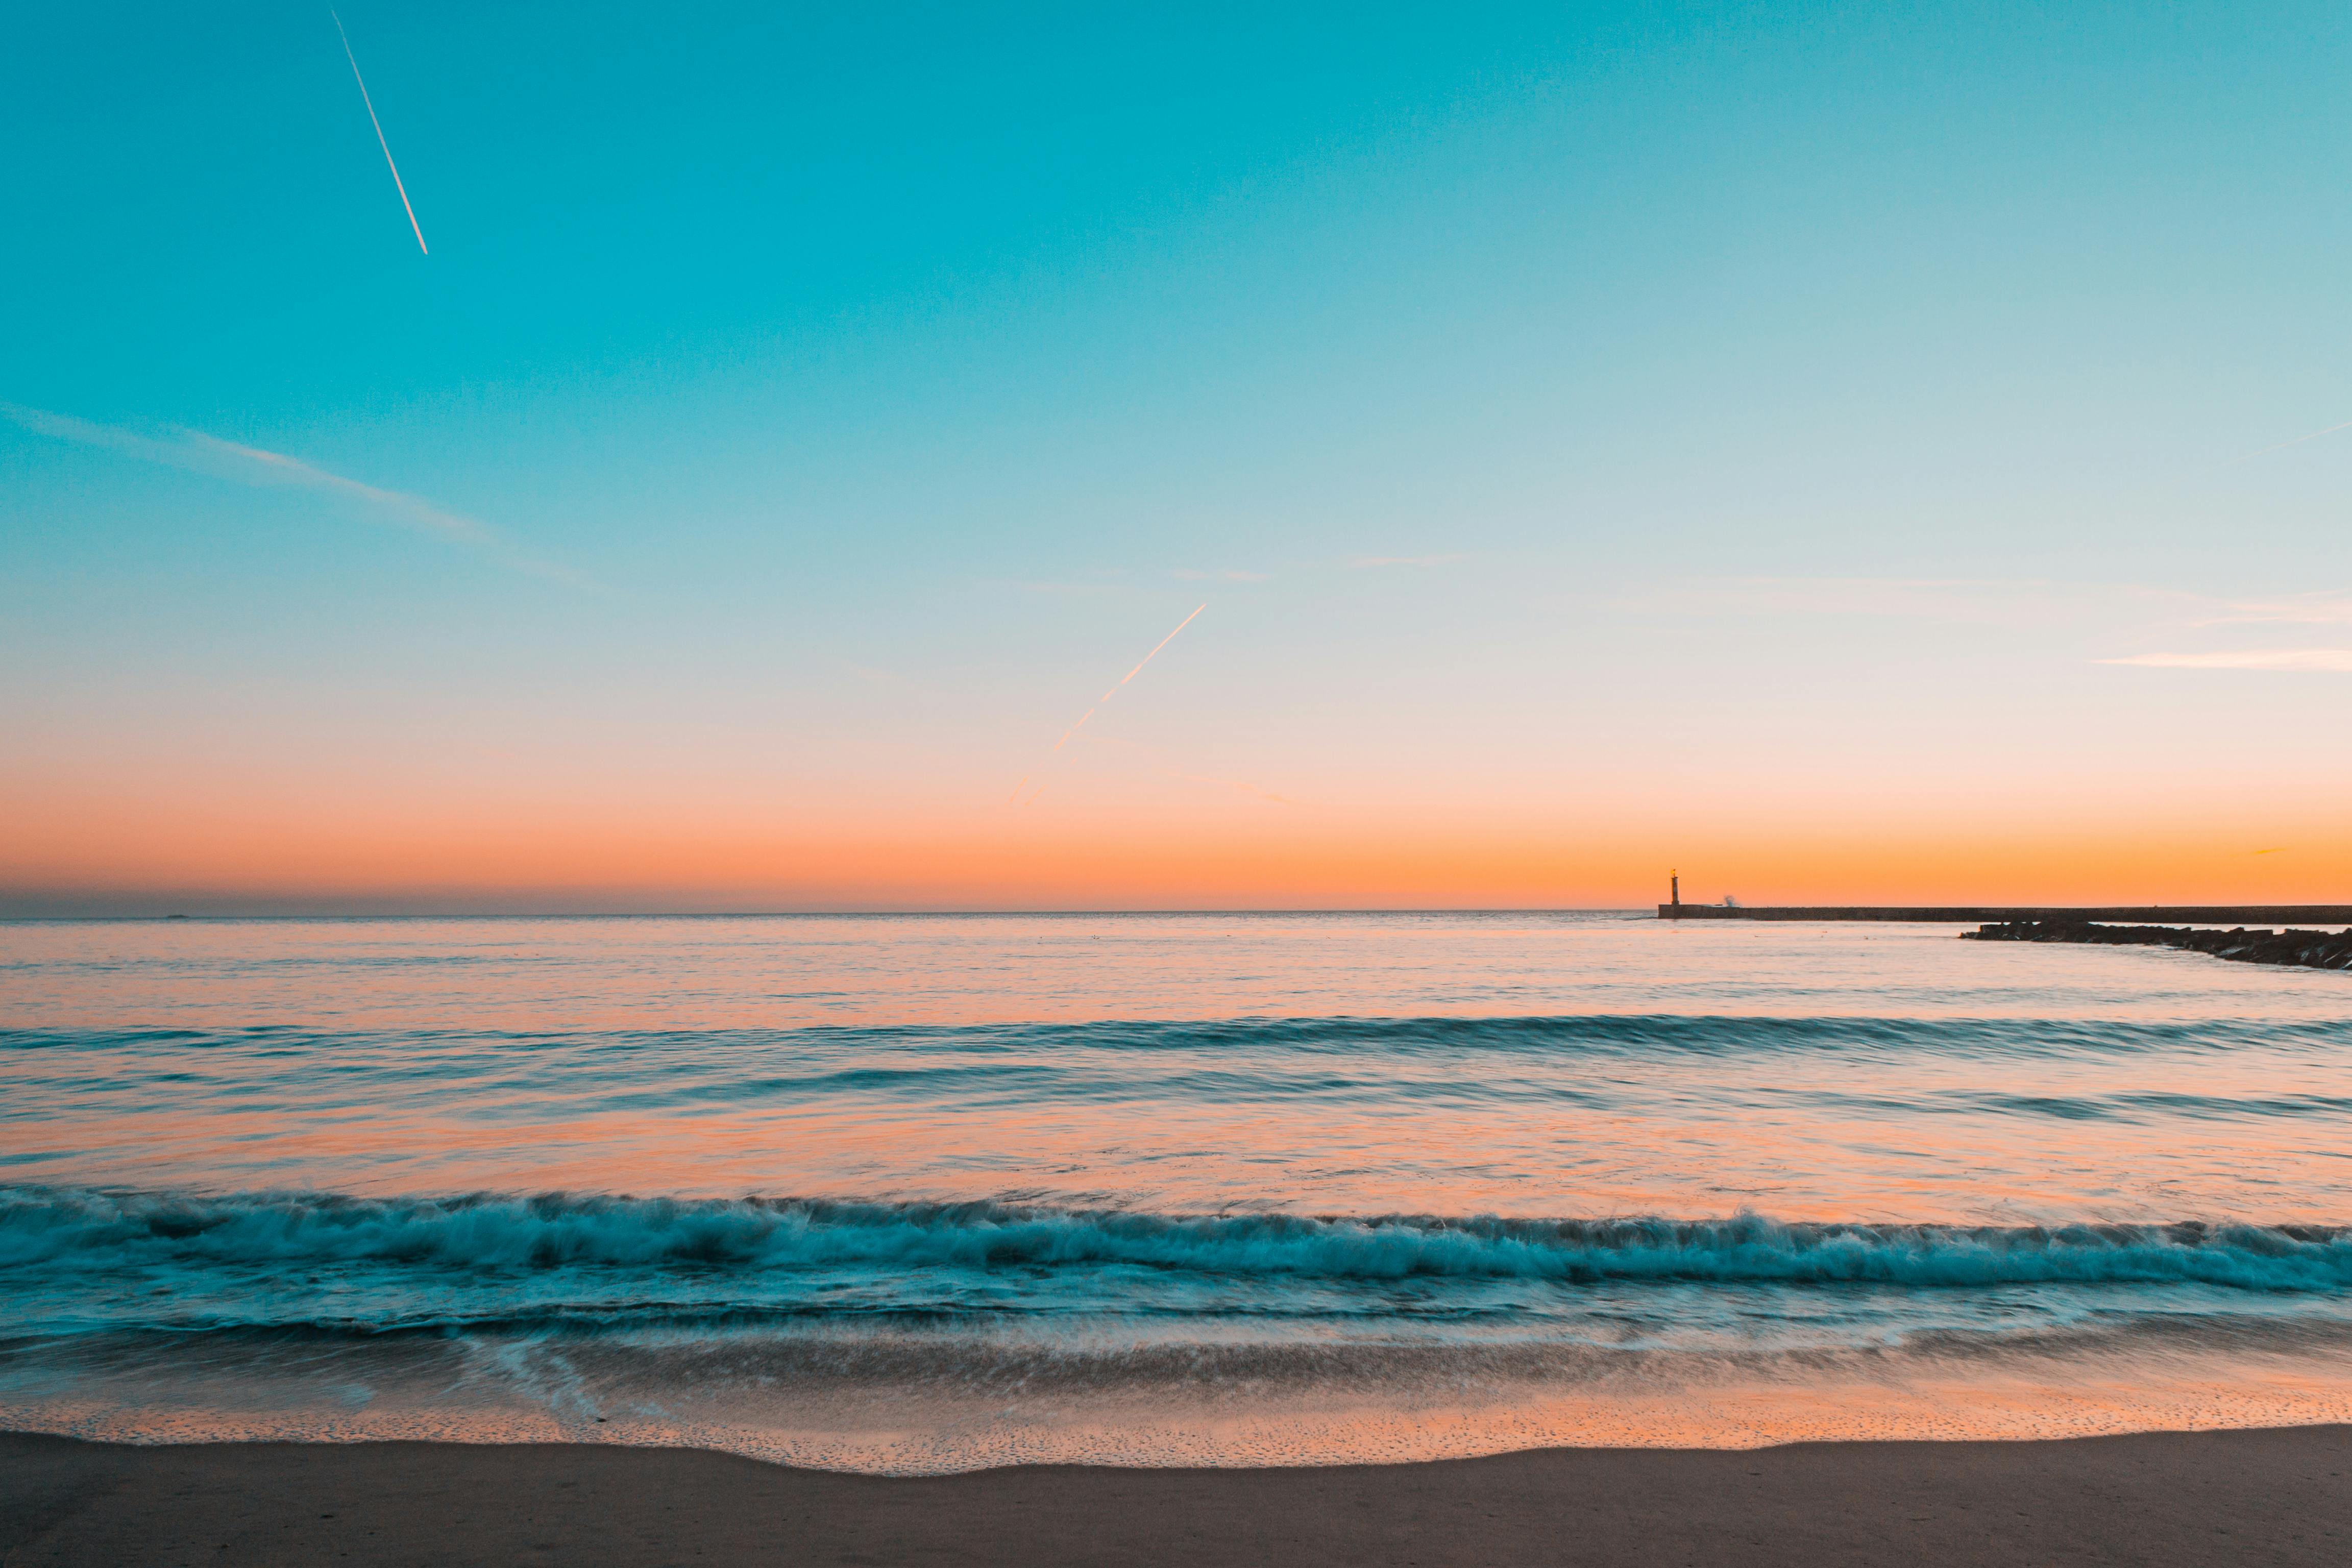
[7,900,2342,923]
[1,905,1659,922]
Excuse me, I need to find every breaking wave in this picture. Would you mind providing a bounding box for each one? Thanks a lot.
[9,1187,2349,1293]
[13,1013,2352,1063]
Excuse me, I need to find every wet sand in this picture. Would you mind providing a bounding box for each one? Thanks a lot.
[4,1426,2348,1566]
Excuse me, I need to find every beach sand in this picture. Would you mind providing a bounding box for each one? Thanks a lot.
[4,1426,2347,1566]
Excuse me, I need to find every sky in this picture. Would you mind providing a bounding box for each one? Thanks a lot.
[3,0,2348,913]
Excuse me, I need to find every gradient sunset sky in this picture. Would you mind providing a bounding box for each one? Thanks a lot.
[4,1,2348,913]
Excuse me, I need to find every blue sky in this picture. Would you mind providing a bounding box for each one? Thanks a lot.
[4,2,2348,910]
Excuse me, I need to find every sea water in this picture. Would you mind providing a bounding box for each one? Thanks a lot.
[3,912,2349,1469]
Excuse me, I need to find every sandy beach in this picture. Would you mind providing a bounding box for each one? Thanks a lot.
[5,1425,2347,1566]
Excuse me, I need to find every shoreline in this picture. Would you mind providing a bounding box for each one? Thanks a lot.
[6,1425,2349,1566]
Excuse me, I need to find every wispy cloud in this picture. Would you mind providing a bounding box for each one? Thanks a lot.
[1647,576,2027,619]
[2196,591,2352,627]
[1172,568,1269,583]
[1352,553,1465,569]
[1631,574,2352,672]
[1013,571,1132,596]
[2,402,583,585]
[2098,649,2352,672]
[834,658,921,693]
[1628,575,2204,624]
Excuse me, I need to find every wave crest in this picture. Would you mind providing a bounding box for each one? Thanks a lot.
[6,1188,2349,1292]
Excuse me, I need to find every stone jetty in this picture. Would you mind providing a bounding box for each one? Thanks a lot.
[1962,919,2352,972]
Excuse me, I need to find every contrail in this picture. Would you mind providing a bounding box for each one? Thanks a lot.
[1051,603,1205,752]
[2222,416,2352,468]
[1010,604,1206,804]
[331,10,427,254]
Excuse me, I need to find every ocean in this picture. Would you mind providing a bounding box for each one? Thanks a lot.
[4,911,2349,1470]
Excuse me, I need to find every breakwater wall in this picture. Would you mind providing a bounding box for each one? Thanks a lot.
[1962,919,2352,972]
[1656,904,2352,923]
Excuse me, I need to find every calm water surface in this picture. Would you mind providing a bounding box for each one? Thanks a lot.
[4,912,2349,1468]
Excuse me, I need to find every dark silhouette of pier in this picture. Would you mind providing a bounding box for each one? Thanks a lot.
[1657,902,2352,924]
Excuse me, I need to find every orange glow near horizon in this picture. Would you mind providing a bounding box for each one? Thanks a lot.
[7,778,2348,911]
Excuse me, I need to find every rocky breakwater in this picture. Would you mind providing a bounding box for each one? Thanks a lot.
[1963,919,2352,971]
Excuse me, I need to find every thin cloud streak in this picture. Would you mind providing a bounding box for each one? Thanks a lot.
[1641,575,2352,639]
[1352,553,1465,569]
[2,402,583,584]
[1629,575,2207,624]
[1014,579,1128,597]
[2099,649,2352,672]
[2197,592,2352,627]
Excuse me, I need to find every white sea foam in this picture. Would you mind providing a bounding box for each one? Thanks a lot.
[8,1188,2350,1303]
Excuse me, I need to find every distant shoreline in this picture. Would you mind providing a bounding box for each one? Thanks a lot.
[7,1426,2348,1566]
